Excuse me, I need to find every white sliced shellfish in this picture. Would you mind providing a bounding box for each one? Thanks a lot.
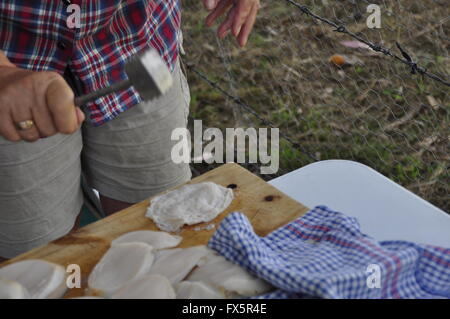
[149,245,209,284]
[111,230,182,250]
[0,259,66,299]
[175,281,224,299]
[146,182,233,232]
[112,274,175,299]
[188,250,273,297]
[87,242,154,296]
[0,278,30,299]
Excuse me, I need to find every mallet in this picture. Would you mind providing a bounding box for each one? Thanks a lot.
[74,49,173,107]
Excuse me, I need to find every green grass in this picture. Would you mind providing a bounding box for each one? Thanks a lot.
[182,0,449,212]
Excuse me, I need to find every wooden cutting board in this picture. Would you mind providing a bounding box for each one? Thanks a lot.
[1,163,309,298]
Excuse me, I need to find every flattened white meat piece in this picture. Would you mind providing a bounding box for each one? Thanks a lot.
[111,230,182,250]
[175,281,224,299]
[88,242,154,297]
[0,259,67,299]
[0,278,29,299]
[112,274,175,299]
[188,250,273,297]
[149,245,209,284]
[146,182,234,232]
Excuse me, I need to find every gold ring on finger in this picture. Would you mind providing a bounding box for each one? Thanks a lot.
[17,120,35,131]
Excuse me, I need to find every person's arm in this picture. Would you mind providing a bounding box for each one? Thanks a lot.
[202,0,261,47]
[0,50,84,142]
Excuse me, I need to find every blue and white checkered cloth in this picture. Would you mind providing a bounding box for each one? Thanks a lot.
[208,206,450,299]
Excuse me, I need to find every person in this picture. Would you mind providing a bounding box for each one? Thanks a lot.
[0,0,260,260]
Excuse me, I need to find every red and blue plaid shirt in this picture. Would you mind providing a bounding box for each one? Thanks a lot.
[0,0,181,125]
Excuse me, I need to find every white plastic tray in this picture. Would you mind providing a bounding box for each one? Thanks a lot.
[269,160,450,247]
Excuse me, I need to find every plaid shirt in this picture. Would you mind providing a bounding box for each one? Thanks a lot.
[209,206,450,299]
[0,0,181,125]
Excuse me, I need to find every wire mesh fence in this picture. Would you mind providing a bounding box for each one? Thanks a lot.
[181,0,449,212]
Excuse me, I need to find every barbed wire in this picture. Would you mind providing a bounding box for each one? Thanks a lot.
[185,0,449,165]
[282,0,450,87]
[185,65,319,162]
[186,0,450,172]
[343,0,449,41]
[182,0,449,211]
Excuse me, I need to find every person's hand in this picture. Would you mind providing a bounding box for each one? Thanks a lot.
[0,53,84,142]
[202,0,261,47]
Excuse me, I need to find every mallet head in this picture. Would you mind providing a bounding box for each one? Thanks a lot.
[73,48,174,107]
[125,49,174,101]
